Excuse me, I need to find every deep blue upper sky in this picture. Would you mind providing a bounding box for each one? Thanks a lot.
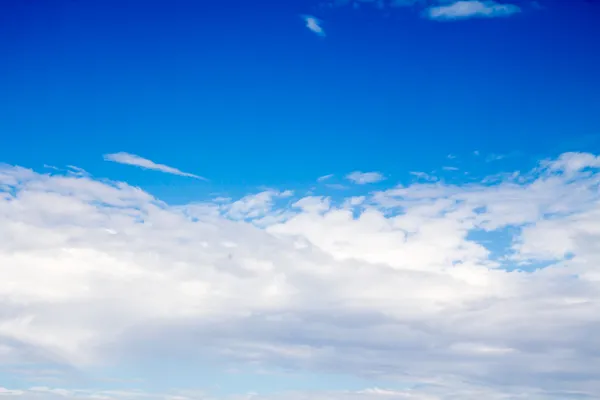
[1,0,599,199]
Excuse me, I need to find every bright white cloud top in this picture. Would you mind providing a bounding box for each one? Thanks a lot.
[1,152,600,399]
[103,152,207,180]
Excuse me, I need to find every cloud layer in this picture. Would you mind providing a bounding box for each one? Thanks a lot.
[103,152,207,180]
[1,152,600,398]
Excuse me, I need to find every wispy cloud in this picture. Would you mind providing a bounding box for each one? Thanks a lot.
[345,171,385,184]
[317,174,334,182]
[426,0,521,20]
[486,153,507,162]
[103,152,207,180]
[410,171,438,181]
[302,15,326,36]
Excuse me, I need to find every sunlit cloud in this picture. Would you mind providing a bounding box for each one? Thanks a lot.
[1,151,600,398]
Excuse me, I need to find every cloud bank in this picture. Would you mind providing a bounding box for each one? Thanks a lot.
[103,152,207,180]
[1,152,600,398]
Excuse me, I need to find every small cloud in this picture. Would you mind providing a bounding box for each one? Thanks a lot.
[410,171,438,181]
[317,174,334,182]
[426,0,521,20]
[67,165,89,177]
[486,153,507,162]
[474,150,480,156]
[104,152,207,180]
[346,171,385,184]
[347,196,366,206]
[302,15,326,36]
[447,154,457,159]
[443,166,459,171]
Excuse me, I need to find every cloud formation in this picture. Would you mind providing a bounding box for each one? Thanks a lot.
[103,152,207,180]
[302,15,326,36]
[320,0,522,21]
[426,0,521,20]
[345,171,385,184]
[317,173,334,182]
[1,151,600,398]
[0,384,591,400]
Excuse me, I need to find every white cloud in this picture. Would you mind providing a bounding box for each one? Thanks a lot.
[319,0,523,22]
[426,0,521,20]
[410,171,438,181]
[346,171,385,184]
[223,189,294,221]
[0,381,595,400]
[317,174,334,183]
[543,151,600,174]
[103,152,207,180]
[301,15,325,36]
[486,153,508,162]
[1,152,600,398]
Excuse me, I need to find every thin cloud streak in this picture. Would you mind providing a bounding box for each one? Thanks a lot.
[317,174,334,182]
[103,152,207,180]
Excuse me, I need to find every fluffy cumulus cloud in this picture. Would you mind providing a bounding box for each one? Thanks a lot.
[1,151,600,399]
[103,152,207,180]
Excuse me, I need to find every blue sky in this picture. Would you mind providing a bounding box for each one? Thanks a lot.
[1,1,600,399]
[2,0,599,197]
